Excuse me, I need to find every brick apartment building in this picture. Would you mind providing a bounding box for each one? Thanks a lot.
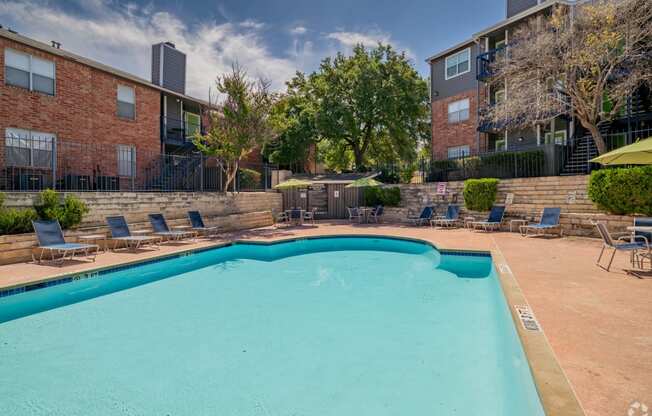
[0,27,212,191]
[427,0,652,167]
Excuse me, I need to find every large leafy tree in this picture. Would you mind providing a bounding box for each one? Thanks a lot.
[194,65,275,191]
[267,44,429,171]
[483,0,652,154]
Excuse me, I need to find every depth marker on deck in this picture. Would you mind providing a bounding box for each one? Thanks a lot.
[514,305,541,331]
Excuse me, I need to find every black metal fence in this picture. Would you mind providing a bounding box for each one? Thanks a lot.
[373,128,652,184]
[0,136,276,192]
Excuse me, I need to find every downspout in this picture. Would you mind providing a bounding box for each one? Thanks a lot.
[473,37,482,155]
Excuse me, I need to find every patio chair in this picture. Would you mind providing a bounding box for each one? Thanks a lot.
[106,216,160,251]
[369,205,384,223]
[431,205,461,228]
[520,207,563,237]
[188,211,220,238]
[347,207,363,223]
[148,213,195,241]
[471,205,506,232]
[32,219,98,264]
[408,206,434,226]
[303,207,317,225]
[272,208,289,227]
[594,221,650,271]
[289,208,303,225]
[632,217,652,268]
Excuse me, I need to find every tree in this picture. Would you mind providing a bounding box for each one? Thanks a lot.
[483,0,652,154]
[193,65,275,191]
[267,44,429,171]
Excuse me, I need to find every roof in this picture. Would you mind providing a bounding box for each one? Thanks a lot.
[425,0,574,64]
[291,172,379,184]
[0,27,212,107]
[425,38,476,63]
[473,0,573,38]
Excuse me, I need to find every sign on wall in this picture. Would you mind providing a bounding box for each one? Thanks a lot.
[333,190,339,198]
[505,193,514,205]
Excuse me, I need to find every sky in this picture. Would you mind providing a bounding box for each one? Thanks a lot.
[0,0,505,100]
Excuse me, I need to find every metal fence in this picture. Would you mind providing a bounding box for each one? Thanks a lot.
[0,136,276,192]
[373,128,652,184]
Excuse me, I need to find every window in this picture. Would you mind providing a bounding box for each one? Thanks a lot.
[5,49,55,95]
[117,85,136,120]
[494,89,505,104]
[184,112,201,138]
[544,130,567,145]
[117,145,135,177]
[5,128,54,168]
[447,98,470,123]
[445,48,470,80]
[447,145,470,159]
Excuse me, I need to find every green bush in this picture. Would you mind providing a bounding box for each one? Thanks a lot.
[238,168,262,190]
[0,208,38,235]
[588,166,652,216]
[463,178,499,211]
[35,189,89,229]
[363,186,401,207]
[399,163,417,183]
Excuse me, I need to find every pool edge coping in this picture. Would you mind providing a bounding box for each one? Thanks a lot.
[0,232,585,416]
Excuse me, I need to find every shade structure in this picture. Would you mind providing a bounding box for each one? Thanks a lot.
[273,178,313,190]
[590,137,652,165]
[345,177,384,188]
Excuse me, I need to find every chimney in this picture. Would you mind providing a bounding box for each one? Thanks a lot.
[151,42,186,95]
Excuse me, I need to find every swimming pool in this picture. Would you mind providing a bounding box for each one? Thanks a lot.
[0,236,544,415]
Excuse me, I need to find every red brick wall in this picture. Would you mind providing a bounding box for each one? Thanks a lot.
[0,37,160,183]
[431,90,478,159]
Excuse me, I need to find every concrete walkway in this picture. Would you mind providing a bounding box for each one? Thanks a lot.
[1,221,650,416]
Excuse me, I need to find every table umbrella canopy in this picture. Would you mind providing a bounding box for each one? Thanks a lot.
[345,177,384,188]
[590,137,652,165]
[273,178,313,189]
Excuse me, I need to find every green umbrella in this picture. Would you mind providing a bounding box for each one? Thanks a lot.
[273,178,313,189]
[345,177,384,188]
[590,137,652,165]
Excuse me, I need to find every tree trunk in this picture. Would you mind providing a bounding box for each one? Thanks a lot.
[583,123,607,155]
[353,148,365,172]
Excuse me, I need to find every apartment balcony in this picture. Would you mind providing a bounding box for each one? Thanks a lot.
[161,116,204,147]
[476,47,505,81]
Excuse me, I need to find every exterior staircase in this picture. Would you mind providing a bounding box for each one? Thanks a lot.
[560,137,598,175]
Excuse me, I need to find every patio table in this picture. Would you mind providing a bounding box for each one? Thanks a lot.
[77,234,107,253]
[285,210,305,225]
[358,207,374,223]
[626,226,652,269]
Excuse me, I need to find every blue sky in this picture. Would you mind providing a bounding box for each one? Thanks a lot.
[0,0,504,99]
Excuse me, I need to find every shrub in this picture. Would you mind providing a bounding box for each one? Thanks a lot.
[35,189,89,229]
[463,178,499,211]
[0,208,38,235]
[588,166,652,216]
[238,168,262,190]
[363,186,401,207]
[399,163,417,183]
[376,169,400,184]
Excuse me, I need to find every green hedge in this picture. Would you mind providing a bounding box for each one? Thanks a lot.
[35,189,89,229]
[588,166,652,216]
[363,187,401,207]
[463,178,499,211]
[238,168,262,190]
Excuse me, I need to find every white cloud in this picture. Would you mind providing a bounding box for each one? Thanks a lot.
[0,1,301,99]
[325,30,391,48]
[290,26,307,35]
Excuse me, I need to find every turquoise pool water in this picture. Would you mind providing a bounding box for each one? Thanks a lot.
[0,237,544,415]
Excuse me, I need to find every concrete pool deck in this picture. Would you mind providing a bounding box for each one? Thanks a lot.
[0,221,650,416]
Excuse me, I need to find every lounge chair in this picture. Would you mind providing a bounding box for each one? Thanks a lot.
[32,219,98,264]
[594,221,650,271]
[148,213,195,241]
[520,207,563,237]
[347,207,363,223]
[188,211,220,238]
[471,205,506,232]
[369,205,384,223]
[106,216,160,251]
[431,205,461,228]
[408,206,435,226]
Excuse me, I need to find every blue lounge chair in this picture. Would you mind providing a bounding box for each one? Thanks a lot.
[408,206,434,226]
[106,216,160,250]
[594,221,650,271]
[520,207,563,237]
[431,205,461,228]
[472,205,506,232]
[188,211,220,237]
[32,220,98,264]
[148,214,195,241]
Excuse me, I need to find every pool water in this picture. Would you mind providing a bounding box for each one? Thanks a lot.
[0,237,544,415]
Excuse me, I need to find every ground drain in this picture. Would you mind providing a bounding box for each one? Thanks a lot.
[514,305,540,331]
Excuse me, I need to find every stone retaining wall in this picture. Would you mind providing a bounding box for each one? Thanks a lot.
[391,176,636,237]
[0,191,282,265]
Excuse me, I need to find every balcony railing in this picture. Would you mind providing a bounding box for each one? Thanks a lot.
[161,116,203,146]
[476,47,506,81]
